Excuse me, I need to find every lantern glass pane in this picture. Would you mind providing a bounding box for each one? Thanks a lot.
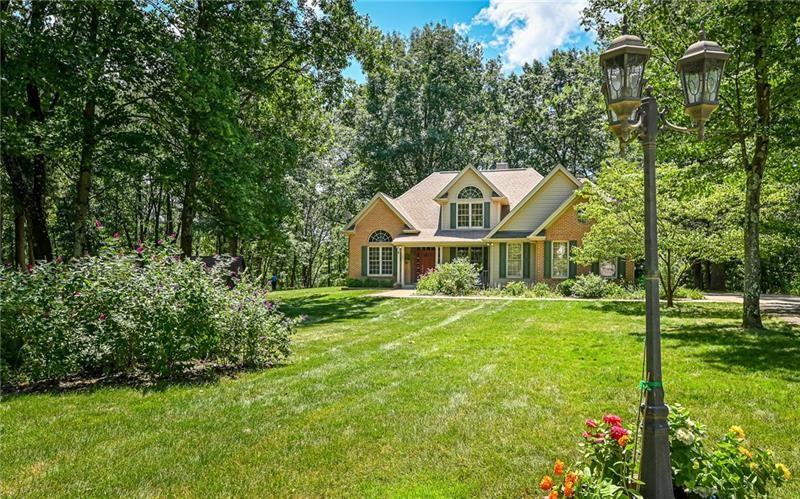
[703,59,724,102]
[605,56,624,100]
[681,60,703,105]
[607,106,619,125]
[625,54,646,99]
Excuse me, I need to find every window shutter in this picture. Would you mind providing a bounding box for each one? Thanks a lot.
[523,243,530,278]
[592,261,600,274]
[361,246,367,276]
[482,246,489,271]
[392,248,398,281]
[483,202,490,228]
[569,241,577,278]
[499,243,507,278]
[450,203,457,229]
[450,247,456,261]
[544,241,552,278]
[618,257,627,279]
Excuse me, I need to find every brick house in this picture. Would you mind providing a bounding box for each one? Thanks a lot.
[344,163,634,288]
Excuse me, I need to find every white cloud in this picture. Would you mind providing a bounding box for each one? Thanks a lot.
[471,0,588,70]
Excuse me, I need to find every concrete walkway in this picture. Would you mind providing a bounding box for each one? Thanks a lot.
[367,289,800,325]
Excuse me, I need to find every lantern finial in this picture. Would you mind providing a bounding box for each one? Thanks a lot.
[621,14,628,35]
[698,21,706,41]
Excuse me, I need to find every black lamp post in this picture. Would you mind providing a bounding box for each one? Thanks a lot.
[599,20,729,499]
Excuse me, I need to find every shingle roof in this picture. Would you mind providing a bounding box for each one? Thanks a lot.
[392,168,543,231]
[394,229,491,244]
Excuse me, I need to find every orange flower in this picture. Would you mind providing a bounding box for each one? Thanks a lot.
[564,482,575,497]
[548,491,559,499]
[554,459,565,476]
[565,471,579,487]
[738,446,753,459]
[539,475,554,491]
[617,434,630,447]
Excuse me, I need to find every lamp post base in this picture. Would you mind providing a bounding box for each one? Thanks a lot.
[639,401,673,498]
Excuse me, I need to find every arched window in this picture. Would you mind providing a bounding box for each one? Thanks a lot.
[455,186,484,228]
[458,186,483,199]
[367,230,393,276]
[368,230,392,243]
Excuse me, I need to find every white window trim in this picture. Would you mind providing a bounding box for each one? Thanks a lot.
[551,241,569,279]
[367,246,394,276]
[506,242,523,278]
[455,200,484,229]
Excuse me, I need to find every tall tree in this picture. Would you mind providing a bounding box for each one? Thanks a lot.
[504,49,610,178]
[582,0,800,327]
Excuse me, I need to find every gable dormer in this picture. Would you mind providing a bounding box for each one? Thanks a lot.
[434,166,508,230]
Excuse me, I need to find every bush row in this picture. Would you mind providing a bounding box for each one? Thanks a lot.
[1,242,296,388]
[483,274,704,300]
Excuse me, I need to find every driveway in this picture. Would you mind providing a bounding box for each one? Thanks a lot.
[704,293,800,326]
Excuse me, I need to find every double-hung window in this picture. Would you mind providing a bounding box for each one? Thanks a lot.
[456,186,484,228]
[368,230,393,276]
[506,243,522,277]
[551,241,569,279]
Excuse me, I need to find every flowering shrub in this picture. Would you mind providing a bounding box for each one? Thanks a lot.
[1,237,296,387]
[538,406,791,498]
[570,274,611,299]
[415,258,478,296]
[503,280,528,296]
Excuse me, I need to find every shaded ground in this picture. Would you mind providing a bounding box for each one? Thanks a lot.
[704,293,800,325]
[2,288,797,497]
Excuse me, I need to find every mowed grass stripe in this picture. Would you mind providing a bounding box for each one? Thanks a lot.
[1,288,797,498]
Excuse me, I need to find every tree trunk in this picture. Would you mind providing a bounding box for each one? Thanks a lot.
[692,261,703,290]
[165,194,174,236]
[14,208,26,269]
[180,166,198,257]
[742,11,770,329]
[710,262,726,291]
[229,234,239,256]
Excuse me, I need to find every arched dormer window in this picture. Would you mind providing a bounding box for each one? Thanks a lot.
[368,230,392,243]
[455,186,484,228]
[367,230,393,276]
[458,186,483,199]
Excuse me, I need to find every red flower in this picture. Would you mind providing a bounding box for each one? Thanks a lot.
[603,414,622,426]
[539,476,553,491]
[95,219,103,229]
[610,425,629,440]
[26,263,33,272]
[554,459,564,476]
[99,313,106,321]
[582,431,592,439]
[585,418,598,428]
[113,232,120,239]
[135,245,144,254]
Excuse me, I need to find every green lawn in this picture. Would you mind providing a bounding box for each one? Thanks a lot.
[2,288,798,497]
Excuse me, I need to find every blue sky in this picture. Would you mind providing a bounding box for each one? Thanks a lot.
[344,0,598,82]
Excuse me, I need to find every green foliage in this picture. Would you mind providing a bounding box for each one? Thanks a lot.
[556,278,577,297]
[502,280,527,296]
[576,160,741,306]
[543,406,791,498]
[570,274,613,299]
[345,277,394,288]
[530,282,557,297]
[0,240,296,387]
[416,258,478,296]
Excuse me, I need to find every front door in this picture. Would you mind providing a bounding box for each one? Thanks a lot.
[414,247,436,282]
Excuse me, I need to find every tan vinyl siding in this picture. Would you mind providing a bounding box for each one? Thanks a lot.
[501,172,577,232]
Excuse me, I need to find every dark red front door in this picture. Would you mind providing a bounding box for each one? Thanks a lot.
[414,248,436,282]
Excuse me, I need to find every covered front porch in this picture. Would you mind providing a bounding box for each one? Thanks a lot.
[394,244,490,288]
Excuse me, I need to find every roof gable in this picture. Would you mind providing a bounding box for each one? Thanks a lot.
[344,193,418,233]
[433,165,504,200]
[486,165,582,238]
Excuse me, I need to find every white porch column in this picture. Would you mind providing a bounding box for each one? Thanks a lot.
[435,246,440,267]
[400,247,405,286]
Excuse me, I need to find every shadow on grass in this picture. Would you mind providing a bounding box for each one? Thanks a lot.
[663,321,800,382]
[1,361,292,399]
[277,293,385,326]
[591,301,742,320]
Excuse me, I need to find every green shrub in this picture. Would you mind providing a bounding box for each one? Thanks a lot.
[670,286,704,300]
[556,278,576,296]
[415,258,478,296]
[570,274,610,299]
[345,277,394,288]
[529,282,556,297]
[503,280,527,296]
[0,238,296,387]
